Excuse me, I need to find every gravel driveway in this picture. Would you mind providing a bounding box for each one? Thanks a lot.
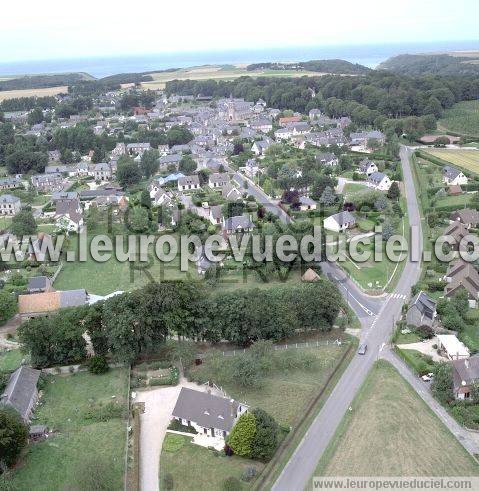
[135,379,222,491]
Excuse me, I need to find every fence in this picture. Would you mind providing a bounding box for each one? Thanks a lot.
[198,338,346,359]
[50,261,63,284]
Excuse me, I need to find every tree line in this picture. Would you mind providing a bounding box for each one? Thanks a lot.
[18,279,343,368]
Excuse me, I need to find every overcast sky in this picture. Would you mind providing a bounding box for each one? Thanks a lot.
[2,0,478,61]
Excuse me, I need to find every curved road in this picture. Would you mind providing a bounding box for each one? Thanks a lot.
[271,146,425,491]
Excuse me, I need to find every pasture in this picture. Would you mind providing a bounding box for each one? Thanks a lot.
[424,148,479,174]
[314,361,479,477]
[0,85,68,102]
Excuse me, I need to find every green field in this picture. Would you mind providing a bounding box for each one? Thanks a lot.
[315,361,479,478]
[424,148,479,174]
[0,349,24,371]
[439,100,479,137]
[8,369,129,490]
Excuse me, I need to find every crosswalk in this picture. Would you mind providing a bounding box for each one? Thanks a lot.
[389,293,407,300]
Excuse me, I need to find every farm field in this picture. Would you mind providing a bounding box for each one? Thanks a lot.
[140,64,321,90]
[439,100,479,137]
[423,148,479,174]
[314,361,479,477]
[7,369,129,491]
[0,85,68,102]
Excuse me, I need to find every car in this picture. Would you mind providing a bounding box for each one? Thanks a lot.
[421,374,432,382]
[357,344,367,355]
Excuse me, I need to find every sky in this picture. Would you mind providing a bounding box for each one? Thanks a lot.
[2,0,479,62]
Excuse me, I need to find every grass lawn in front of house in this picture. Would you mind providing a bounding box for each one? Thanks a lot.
[314,360,479,478]
[0,348,24,371]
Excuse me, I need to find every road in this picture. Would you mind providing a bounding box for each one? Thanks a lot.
[271,146,424,491]
[229,168,292,224]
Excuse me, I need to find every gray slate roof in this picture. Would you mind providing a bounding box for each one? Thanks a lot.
[172,387,239,432]
[59,289,88,308]
[1,366,40,420]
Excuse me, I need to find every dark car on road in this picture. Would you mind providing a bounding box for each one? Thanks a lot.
[357,344,367,355]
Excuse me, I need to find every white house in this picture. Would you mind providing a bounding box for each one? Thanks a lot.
[358,158,378,176]
[178,175,201,192]
[171,387,248,442]
[299,196,317,211]
[323,211,356,233]
[208,173,229,189]
[443,166,468,186]
[437,334,470,361]
[367,172,392,191]
[0,194,21,215]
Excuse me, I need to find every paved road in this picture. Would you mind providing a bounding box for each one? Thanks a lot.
[271,146,424,491]
[382,348,479,455]
[229,168,292,224]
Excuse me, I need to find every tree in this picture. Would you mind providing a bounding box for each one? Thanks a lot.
[10,209,37,236]
[27,107,44,126]
[127,207,150,233]
[228,413,257,457]
[88,354,109,374]
[381,220,394,241]
[374,195,389,211]
[139,190,152,209]
[0,291,16,324]
[140,149,159,178]
[432,362,453,405]
[0,408,28,469]
[387,181,400,200]
[179,155,196,174]
[166,125,193,147]
[117,156,141,187]
[250,408,279,461]
[319,186,336,206]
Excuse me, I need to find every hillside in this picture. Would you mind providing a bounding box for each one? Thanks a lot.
[247,59,371,75]
[378,53,479,76]
[0,72,94,91]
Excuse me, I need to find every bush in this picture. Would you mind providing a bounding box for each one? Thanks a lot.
[222,477,242,491]
[83,401,124,422]
[168,419,198,434]
[163,433,187,453]
[88,354,109,374]
[241,466,258,482]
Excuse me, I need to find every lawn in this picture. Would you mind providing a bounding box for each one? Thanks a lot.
[188,343,349,427]
[8,369,129,490]
[159,434,264,490]
[424,149,479,175]
[0,348,24,371]
[439,100,479,137]
[435,193,473,209]
[343,182,368,196]
[315,361,479,478]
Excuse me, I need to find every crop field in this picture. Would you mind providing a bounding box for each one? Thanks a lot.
[140,64,321,90]
[439,100,479,137]
[0,85,68,102]
[424,148,479,174]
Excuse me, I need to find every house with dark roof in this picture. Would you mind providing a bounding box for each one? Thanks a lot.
[208,173,229,189]
[366,172,392,191]
[444,259,479,308]
[1,366,41,422]
[222,215,255,236]
[406,291,437,328]
[358,158,378,176]
[450,209,479,229]
[171,387,248,441]
[452,355,479,400]
[27,276,53,294]
[442,221,470,252]
[323,211,356,233]
[315,153,338,167]
[443,166,468,186]
[0,194,21,216]
[178,175,200,192]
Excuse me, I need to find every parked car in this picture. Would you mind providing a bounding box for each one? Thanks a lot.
[421,374,432,382]
[357,344,367,355]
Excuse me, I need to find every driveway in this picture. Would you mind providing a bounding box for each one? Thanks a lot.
[135,378,223,491]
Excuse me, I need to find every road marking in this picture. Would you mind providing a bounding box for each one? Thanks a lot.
[389,293,407,300]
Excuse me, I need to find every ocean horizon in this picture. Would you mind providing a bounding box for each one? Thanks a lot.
[1,40,479,79]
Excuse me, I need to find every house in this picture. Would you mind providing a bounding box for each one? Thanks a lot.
[222,184,242,202]
[366,172,392,191]
[27,276,53,294]
[208,173,229,189]
[55,198,83,232]
[452,355,479,399]
[0,194,21,215]
[90,163,112,182]
[406,291,437,328]
[45,164,68,174]
[299,196,317,211]
[18,289,89,318]
[159,154,182,172]
[279,115,301,126]
[274,122,311,140]
[442,221,470,252]
[450,209,479,229]
[443,166,468,186]
[178,175,200,192]
[31,173,64,193]
[127,142,151,155]
[444,259,479,307]
[52,191,78,202]
[209,205,223,226]
[251,140,271,156]
[1,366,41,422]
[315,153,338,167]
[171,387,248,441]
[0,176,22,190]
[358,158,378,176]
[323,211,356,233]
[301,268,320,282]
[437,334,470,361]
[249,118,272,133]
[350,130,385,147]
[222,215,255,236]
[152,188,173,207]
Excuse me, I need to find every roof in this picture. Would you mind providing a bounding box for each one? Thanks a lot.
[302,268,320,282]
[444,260,479,299]
[0,194,20,204]
[367,172,387,184]
[328,211,356,226]
[18,291,61,315]
[223,215,255,231]
[178,175,200,186]
[1,366,40,420]
[60,289,88,308]
[209,173,229,184]
[437,334,470,359]
[299,196,316,206]
[443,166,462,180]
[451,208,479,226]
[27,276,50,291]
[452,354,479,392]
[408,291,436,323]
[172,387,241,432]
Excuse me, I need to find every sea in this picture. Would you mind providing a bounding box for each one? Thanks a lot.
[0,40,478,79]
